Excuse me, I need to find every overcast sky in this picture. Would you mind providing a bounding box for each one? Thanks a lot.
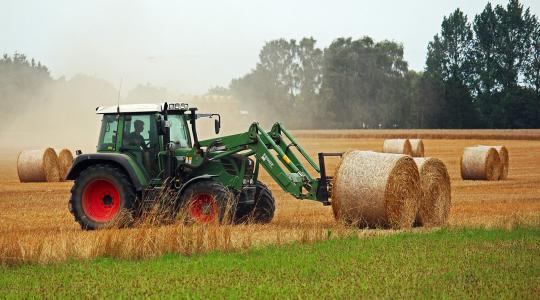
[2,0,539,94]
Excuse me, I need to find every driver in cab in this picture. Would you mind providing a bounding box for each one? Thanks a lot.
[126,120,147,150]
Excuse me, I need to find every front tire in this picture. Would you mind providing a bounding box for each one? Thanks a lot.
[179,180,235,224]
[234,181,275,224]
[69,164,137,230]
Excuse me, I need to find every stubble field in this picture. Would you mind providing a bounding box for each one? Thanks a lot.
[1,130,540,265]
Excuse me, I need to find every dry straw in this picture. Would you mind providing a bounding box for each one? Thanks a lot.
[460,146,501,181]
[413,157,451,227]
[57,149,74,181]
[331,151,420,229]
[409,139,425,157]
[17,148,61,182]
[383,139,413,156]
[478,145,509,180]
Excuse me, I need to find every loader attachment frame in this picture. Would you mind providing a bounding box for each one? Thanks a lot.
[199,122,343,205]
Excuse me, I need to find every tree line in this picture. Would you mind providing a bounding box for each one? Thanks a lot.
[2,0,538,130]
[225,0,540,129]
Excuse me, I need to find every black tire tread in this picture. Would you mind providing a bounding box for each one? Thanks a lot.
[234,181,275,224]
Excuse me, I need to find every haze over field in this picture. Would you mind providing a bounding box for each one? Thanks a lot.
[1,0,540,152]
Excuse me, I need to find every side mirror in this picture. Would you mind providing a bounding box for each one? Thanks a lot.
[214,118,221,134]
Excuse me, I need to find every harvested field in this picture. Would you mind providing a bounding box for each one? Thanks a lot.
[1,130,540,264]
[292,129,540,140]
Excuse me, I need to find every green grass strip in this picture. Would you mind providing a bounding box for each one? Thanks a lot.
[1,227,539,299]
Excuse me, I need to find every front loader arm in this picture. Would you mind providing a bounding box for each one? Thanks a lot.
[199,122,340,203]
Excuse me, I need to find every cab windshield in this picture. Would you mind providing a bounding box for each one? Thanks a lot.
[168,115,191,148]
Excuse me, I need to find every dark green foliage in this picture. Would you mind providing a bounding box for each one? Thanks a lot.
[425,9,479,128]
[230,38,323,128]
[524,22,540,95]
[426,0,540,128]
[230,37,412,129]
[229,0,540,129]
[321,37,409,129]
[473,3,500,96]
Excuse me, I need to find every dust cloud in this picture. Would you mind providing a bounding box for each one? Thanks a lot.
[0,76,260,155]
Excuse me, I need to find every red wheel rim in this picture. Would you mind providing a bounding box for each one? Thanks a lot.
[188,193,218,223]
[82,179,121,222]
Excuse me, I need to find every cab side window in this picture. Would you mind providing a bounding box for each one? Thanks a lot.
[123,115,156,149]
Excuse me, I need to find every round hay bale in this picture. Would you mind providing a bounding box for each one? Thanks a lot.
[477,145,509,180]
[383,139,413,156]
[409,139,425,157]
[17,148,61,182]
[57,149,74,181]
[331,151,420,229]
[460,147,501,181]
[413,157,451,227]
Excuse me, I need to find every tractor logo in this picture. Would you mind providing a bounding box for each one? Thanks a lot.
[261,154,274,168]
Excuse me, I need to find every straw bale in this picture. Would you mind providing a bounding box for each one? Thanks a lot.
[460,147,501,180]
[17,148,61,182]
[383,139,413,156]
[409,139,425,157]
[331,151,420,229]
[413,157,451,227]
[477,145,509,180]
[57,149,74,181]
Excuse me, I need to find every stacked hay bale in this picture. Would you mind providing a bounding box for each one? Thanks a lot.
[383,139,413,156]
[413,157,451,227]
[460,147,501,181]
[331,151,420,229]
[57,149,74,181]
[17,148,61,182]
[477,145,509,180]
[409,139,425,157]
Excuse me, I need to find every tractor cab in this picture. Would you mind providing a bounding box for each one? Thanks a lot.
[95,103,216,182]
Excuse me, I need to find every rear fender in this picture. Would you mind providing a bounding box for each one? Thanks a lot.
[66,153,149,191]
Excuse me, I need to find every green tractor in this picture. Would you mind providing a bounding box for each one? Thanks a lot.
[67,102,341,229]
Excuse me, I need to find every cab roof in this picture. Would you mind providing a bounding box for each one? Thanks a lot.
[96,104,162,114]
[96,103,189,114]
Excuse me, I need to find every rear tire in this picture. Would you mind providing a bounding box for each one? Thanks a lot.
[179,180,235,224]
[69,164,137,230]
[234,181,275,224]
